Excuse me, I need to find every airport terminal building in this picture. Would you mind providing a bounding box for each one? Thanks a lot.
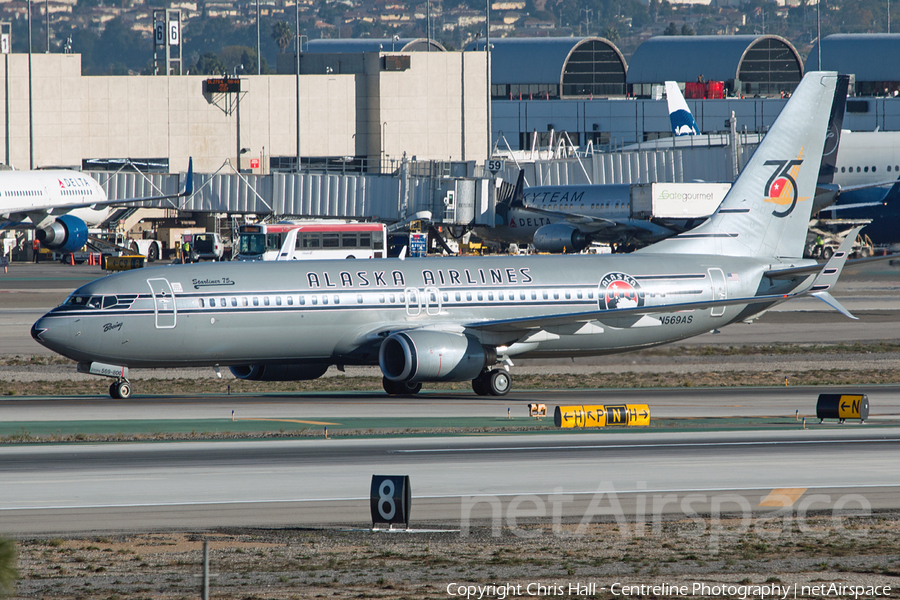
[3,33,900,173]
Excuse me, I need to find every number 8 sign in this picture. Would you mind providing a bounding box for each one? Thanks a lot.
[370,475,411,528]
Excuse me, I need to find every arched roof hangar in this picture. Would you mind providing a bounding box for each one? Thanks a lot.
[626,35,802,97]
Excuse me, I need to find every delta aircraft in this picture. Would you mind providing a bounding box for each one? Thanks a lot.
[0,160,193,255]
[33,73,880,399]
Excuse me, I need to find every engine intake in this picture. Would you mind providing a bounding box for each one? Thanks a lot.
[532,223,589,253]
[229,363,329,381]
[36,214,89,253]
[379,330,494,383]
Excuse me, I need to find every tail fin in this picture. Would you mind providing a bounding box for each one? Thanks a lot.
[647,72,841,259]
[665,82,700,136]
[508,170,526,208]
[818,75,849,186]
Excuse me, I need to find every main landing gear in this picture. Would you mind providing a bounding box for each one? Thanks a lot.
[471,369,511,396]
[108,379,132,399]
[382,377,423,396]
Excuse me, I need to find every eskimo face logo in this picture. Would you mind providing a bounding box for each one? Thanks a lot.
[599,272,643,311]
[764,156,807,217]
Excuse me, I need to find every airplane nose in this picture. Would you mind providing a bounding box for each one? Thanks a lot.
[31,317,51,347]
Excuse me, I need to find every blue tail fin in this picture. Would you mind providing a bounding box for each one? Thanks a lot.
[665,82,700,136]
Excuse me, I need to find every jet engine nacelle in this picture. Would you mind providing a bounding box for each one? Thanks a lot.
[532,223,589,253]
[229,363,329,381]
[35,214,90,253]
[379,330,494,383]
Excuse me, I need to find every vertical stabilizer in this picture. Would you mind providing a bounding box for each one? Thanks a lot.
[646,72,839,259]
[665,82,700,136]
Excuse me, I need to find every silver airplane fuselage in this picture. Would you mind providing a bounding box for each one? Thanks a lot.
[31,253,807,369]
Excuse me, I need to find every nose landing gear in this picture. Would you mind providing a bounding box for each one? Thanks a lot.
[109,379,132,399]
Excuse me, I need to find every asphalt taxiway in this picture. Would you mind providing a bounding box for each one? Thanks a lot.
[1,428,898,535]
[0,387,899,535]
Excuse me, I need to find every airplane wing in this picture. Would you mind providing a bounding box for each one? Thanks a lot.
[461,292,794,334]
[1,159,194,218]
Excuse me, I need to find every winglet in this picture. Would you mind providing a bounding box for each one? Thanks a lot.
[179,157,194,197]
[805,225,864,319]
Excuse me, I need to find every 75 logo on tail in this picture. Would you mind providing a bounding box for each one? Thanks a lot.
[763,156,806,217]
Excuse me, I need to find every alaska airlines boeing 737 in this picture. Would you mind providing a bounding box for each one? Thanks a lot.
[33,73,870,399]
[0,160,193,255]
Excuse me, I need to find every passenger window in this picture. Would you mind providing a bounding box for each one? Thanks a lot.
[455,292,461,302]
[242,297,249,307]
[389,294,395,303]
[477,292,483,301]
[322,296,328,305]
[300,296,306,305]
[276,297,282,306]
[264,297,270,306]
[210,298,216,307]
[311,296,318,305]
[357,294,363,304]
[333,295,340,304]
[466,292,472,301]
[231,298,238,307]
[253,297,259,306]
[199,298,205,308]
[379,294,385,303]
[287,296,293,306]
[488,292,494,301]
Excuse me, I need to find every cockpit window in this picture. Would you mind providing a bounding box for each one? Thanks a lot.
[61,294,137,310]
[65,295,92,307]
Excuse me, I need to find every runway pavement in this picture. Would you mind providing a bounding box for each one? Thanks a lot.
[1,428,898,535]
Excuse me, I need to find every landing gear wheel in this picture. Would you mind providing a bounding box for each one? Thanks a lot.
[382,377,422,395]
[487,370,511,396]
[109,381,131,399]
[472,375,490,396]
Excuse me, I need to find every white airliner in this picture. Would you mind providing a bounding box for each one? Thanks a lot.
[0,161,193,255]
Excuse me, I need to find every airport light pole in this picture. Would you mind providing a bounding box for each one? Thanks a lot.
[295,4,301,173]
[485,0,492,161]
[256,0,260,74]
[234,65,243,172]
[27,0,34,169]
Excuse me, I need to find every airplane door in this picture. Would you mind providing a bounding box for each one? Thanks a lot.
[708,268,726,317]
[424,287,441,316]
[147,278,177,329]
[404,287,421,316]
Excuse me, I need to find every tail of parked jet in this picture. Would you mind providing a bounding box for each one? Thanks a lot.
[665,81,700,136]
[647,72,843,259]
